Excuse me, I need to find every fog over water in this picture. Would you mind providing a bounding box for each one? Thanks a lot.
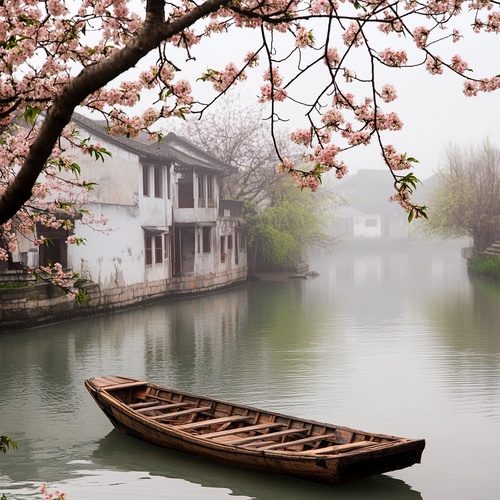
[1,239,499,499]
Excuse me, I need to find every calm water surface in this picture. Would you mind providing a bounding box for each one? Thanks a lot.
[1,240,499,500]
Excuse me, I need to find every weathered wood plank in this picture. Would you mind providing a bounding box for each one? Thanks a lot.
[135,402,189,413]
[149,406,211,421]
[202,422,285,439]
[229,428,307,446]
[300,441,376,455]
[143,393,182,404]
[176,415,252,430]
[129,401,160,409]
[102,381,148,391]
[257,432,337,451]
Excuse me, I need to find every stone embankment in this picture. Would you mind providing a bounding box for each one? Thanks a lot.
[482,241,500,258]
[0,268,247,331]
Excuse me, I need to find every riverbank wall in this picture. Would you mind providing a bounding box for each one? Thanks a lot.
[0,267,247,331]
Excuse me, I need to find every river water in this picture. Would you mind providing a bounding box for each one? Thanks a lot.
[1,240,499,500]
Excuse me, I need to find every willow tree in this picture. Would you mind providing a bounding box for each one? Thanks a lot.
[426,140,500,252]
[1,0,499,286]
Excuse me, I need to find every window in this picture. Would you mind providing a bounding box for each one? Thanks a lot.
[145,232,165,266]
[155,235,163,263]
[143,165,163,198]
[154,166,163,198]
[143,165,150,197]
[198,175,206,198]
[207,176,214,207]
[227,234,233,250]
[145,235,153,265]
[198,176,206,208]
[196,174,215,208]
[203,226,211,253]
[178,174,194,208]
[365,219,378,227]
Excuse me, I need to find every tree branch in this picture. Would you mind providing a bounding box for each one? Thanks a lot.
[0,0,230,224]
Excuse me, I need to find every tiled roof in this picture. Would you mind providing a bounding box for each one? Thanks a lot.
[71,112,231,172]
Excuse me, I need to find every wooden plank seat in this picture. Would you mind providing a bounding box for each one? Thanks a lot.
[102,381,148,391]
[150,406,212,421]
[176,415,252,430]
[144,393,187,404]
[129,401,161,409]
[229,428,307,446]
[136,402,190,413]
[299,441,376,455]
[202,422,285,439]
[257,432,338,451]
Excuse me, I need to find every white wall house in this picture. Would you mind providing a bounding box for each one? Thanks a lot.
[333,169,408,239]
[6,113,247,322]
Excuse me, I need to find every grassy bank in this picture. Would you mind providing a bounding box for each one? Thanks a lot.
[469,256,500,280]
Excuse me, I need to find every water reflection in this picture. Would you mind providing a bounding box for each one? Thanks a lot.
[90,430,422,500]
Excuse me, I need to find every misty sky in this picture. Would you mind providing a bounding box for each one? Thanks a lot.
[88,3,499,182]
[170,9,499,181]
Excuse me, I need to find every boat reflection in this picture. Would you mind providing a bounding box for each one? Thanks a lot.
[92,430,422,499]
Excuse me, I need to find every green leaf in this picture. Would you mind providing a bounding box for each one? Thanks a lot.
[0,435,18,453]
[70,162,81,175]
[23,105,42,125]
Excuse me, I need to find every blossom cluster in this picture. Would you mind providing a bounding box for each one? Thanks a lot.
[40,482,66,500]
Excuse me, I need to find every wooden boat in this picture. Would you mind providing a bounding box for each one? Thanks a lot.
[85,375,425,485]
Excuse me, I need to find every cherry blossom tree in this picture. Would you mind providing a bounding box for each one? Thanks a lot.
[1,0,499,288]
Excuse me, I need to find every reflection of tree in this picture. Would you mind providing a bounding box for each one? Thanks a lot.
[425,274,500,418]
[430,276,500,356]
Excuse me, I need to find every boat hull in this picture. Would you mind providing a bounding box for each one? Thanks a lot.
[85,376,425,485]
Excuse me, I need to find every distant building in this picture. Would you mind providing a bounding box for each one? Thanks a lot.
[333,169,408,239]
[3,114,247,328]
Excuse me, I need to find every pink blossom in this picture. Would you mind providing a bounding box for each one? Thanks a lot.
[290,129,313,146]
[295,26,313,48]
[342,22,364,47]
[316,143,341,165]
[325,47,340,68]
[379,48,408,67]
[321,109,344,128]
[259,68,287,102]
[425,55,444,75]
[450,55,469,74]
[380,84,397,103]
[412,27,430,49]
[347,130,371,146]
[382,145,414,171]
[310,0,336,15]
[377,112,404,131]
